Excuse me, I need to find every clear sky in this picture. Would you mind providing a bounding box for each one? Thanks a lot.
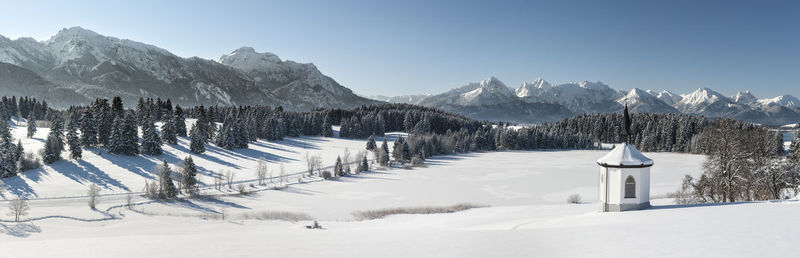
[0,0,798,98]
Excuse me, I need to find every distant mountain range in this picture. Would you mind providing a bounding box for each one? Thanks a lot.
[367,77,800,126]
[0,27,796,126]
[0,27,377,109]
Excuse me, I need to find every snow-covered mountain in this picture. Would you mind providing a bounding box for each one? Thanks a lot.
[732,90,757,104]
[617,88,678,113]
[758,95,800,107]
[673,88,734,114]
[417,77,515,107]
[0,27,376,109]
[367,94,429,104]
[517,80,623,114]
[515,78,551,98]
[649,90,683,105]
[388,77,800,125]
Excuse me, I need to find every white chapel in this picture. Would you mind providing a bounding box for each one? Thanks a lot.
[595,105,653,212]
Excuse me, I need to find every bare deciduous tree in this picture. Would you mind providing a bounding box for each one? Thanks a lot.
[87,184,101,209]
[225,170,234,189]
[8,198,29,222]
[256,158,268,186]
[279,163,287,187]
[126,192,133,209]
[304,152,322,176]
[342,148,351,174]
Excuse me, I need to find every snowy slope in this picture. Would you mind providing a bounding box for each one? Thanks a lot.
[5,125,791,258]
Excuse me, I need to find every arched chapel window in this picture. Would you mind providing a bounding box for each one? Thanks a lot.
[624,176,636,198]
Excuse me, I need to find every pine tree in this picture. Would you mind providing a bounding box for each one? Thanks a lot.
[80,109,97,147]
[67,122,82,160]
[357,155,369,172]
[181,156,198,195]
[108,115,125,154]
[403,112,414,133]
[161,115,177,145]
[121,112,140,155]
[334,156,344,176]
[235,114,248,148]
[26,113,36,138]
[174,105,187,137]
[42,117,64,164]
[366,135,377,151]
[141,116,163,156]
[393,136,407,163]
[111,96,124,118]
[0,120,17,177]
[189,124,206,154]
[156,160,177,198]
[93,99,112,146]
[321,114,333,137]
[379,138,390,166]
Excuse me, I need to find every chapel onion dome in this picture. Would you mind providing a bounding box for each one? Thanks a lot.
[596,143,654,168]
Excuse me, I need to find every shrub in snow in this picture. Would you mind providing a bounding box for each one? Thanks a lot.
[321,171,332,179]
[18,152,41,172]
[237,184,249,195]
[411,156,424,167]
[353,203,486,221]
[567,194,582,204]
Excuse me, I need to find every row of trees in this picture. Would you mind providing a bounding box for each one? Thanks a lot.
[676,118,796,203]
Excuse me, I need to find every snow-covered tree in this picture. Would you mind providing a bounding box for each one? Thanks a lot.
[26,113,36,138]
[121,112,140,155]
[181,156,198,196]
[379,138,390,166]
[108,115,125,154]
[256,157,268,185]
[80,109,97,147]
[357,155,369,172]
[189,124,205,154]
[42,118,64,164]
[321,114,333,137]
[156,160,177,199]
[334,156,344,176]
[174,105,187,137]
[0,120,18,177]
[141,115,163,156]
[366,135,377,151]
[66,122,82,160]
[161,114,178,145]
[789,135,800,165]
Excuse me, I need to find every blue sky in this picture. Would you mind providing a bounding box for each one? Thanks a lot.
[0,0,798,98]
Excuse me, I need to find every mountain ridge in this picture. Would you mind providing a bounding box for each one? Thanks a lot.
[0,27,377,109]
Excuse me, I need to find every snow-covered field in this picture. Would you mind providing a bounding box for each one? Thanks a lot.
[0,120,796,257]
